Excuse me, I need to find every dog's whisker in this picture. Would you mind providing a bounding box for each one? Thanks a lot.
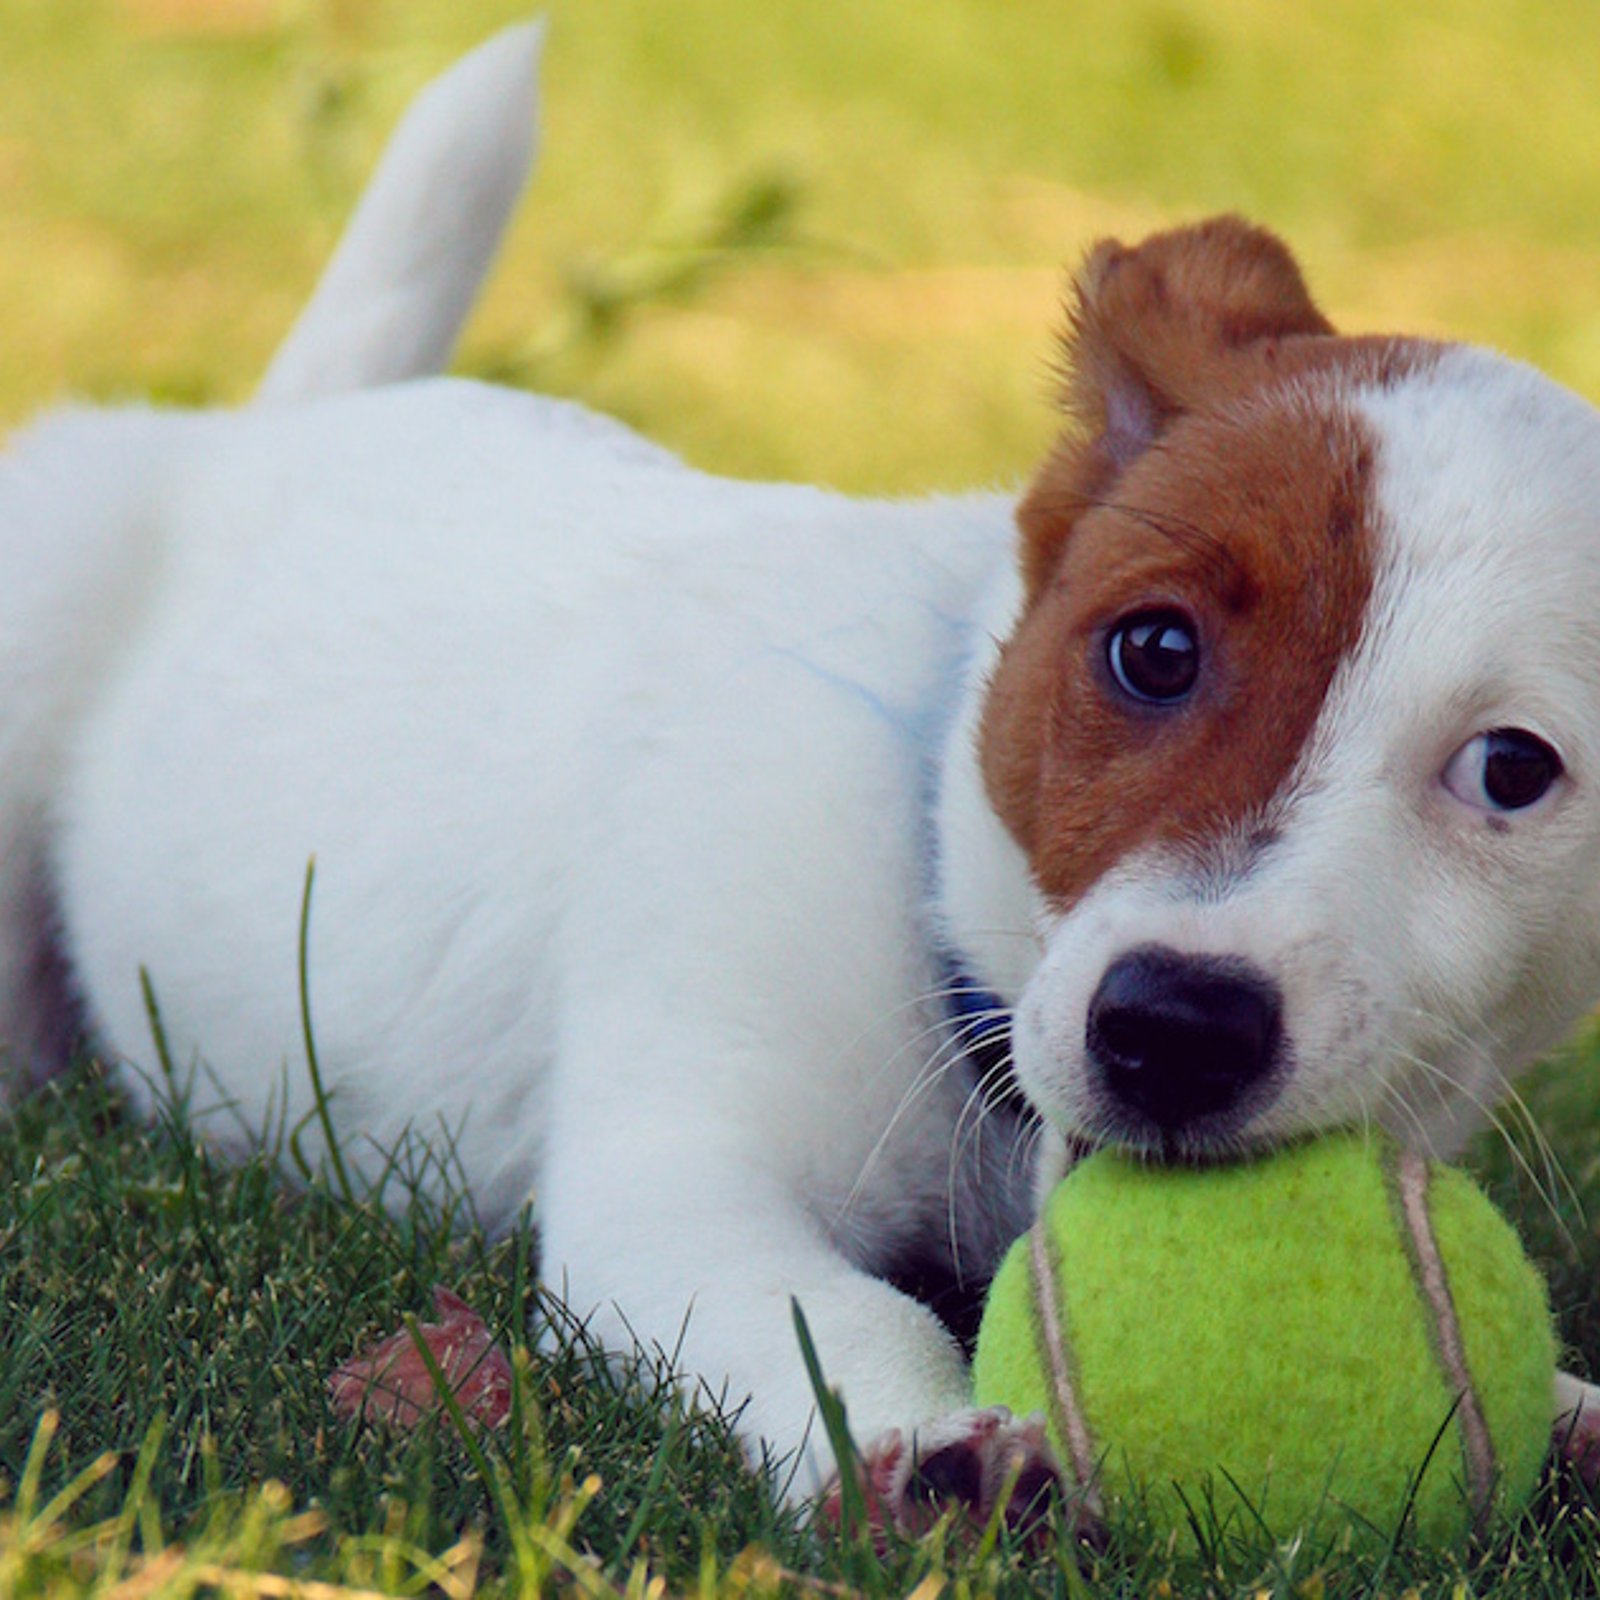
[946,1051,1016,1178]
[943,1076,999,1277]
[838,1055,960,1219]
[1368,1066,1436,1152]
[1491,1074,1587,1229]
[1383,1001,1563,1173]
[1379,1029,1578,1248]
[837,1016,1007,1221]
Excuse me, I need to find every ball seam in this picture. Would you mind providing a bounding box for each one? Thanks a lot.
[1388,1143,1498,1535]
[1028,1216,1105,1518]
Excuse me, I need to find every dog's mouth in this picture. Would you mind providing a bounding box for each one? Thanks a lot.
[1076,1114,1283,1170]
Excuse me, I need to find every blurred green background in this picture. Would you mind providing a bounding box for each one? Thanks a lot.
[3,0,1600,494]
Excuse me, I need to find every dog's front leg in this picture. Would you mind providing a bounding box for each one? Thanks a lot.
[537,1110,1059,1534]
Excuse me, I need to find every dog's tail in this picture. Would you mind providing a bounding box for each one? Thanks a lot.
[257,20,543,404]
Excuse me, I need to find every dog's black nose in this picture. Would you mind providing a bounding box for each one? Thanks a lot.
[1086,946,1281,1131]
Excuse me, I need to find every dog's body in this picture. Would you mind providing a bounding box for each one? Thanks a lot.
[11,380,1035,1454]
[8,27,1600,1521]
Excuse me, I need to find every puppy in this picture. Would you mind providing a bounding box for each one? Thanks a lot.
[6,27,1600,1530]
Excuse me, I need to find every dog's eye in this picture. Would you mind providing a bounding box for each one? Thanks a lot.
[1107,611,1200,705]
[1442,728,1564,814]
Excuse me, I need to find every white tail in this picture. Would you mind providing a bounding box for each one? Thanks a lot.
[257,20,544,404]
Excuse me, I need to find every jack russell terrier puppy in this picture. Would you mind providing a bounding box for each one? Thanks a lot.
[4,26,1598,1532]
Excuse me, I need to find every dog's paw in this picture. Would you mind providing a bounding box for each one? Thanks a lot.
[328,1286,513,1430]
[822,1406,1084,1547]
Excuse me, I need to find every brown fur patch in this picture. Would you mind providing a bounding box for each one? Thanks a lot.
[983,217,1438,907]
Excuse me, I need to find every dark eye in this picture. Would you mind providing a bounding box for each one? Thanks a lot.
[1107,611,1200,704]
[1441,728,1564,814]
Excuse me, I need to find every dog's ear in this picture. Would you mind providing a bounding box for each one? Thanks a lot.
[1017,216,1333,598]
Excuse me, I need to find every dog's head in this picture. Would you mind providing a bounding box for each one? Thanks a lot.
[946,216,1600,1161]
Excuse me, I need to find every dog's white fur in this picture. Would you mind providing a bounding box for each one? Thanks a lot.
[6,26,1600,1501]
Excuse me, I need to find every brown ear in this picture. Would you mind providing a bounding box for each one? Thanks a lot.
[1018,216,1334,597]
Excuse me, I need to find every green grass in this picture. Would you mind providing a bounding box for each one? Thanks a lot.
[6,0,1600,1591]
[0,1062,801,1596]
[5,1055,1600,1597]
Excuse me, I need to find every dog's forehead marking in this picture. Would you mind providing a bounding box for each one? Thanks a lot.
[980,346,1441,910]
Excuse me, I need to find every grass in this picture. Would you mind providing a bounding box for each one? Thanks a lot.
[5,1054,1600,1597]
[5,0,1600,1592]
[1,1061,801,1596]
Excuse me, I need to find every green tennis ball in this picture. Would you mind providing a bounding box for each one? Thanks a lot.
[971,1132,1556,1548]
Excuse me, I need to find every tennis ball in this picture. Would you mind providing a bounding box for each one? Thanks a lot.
[971,1132,1555,1547]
